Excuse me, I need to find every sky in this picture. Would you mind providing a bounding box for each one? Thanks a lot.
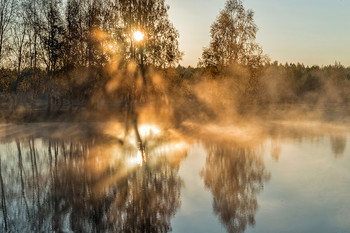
[167,0,350,67]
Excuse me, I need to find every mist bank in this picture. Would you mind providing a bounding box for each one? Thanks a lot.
[1,0,349,124]
[1,61,350,124]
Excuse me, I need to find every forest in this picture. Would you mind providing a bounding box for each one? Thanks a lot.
[1,0,350,123]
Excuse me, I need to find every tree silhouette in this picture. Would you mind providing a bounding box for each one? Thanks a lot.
[112,0,183,68]
[0,0,16,65]
[199,0,265,69]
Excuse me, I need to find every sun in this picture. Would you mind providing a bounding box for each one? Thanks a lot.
[133,31,144,42]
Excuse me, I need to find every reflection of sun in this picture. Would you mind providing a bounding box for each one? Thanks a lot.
[104,122,188,168]
[137,150,143,165]
[139,124,161,137]
[126,150,144,167]
[133,31,144,42]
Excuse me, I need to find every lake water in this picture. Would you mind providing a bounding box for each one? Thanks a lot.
[0,120,349,233]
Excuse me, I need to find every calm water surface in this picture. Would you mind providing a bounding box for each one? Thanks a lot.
[0,121,349,233]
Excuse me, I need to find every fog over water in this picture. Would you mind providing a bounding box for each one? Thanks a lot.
[1,0,350,232]
[0,113,349,232]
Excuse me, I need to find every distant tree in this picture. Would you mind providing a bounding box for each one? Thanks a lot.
[63,0,80,68]
[39,0,65,112]
[22,0,41,97]
[40,0,65,73]
[0,0,16,66]
[11,7,27,94]
[199,0,266,69]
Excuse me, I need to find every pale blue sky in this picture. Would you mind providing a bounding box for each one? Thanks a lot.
[167,0,350,67]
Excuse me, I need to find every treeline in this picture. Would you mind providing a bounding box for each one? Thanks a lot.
[1,0,350,122]
[171,62,350,119]
[0,0,181,117]
[259,62,350,106]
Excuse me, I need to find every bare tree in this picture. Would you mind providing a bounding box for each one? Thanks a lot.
[39,0,65,113]
[23,0,41,113]
[0,0,16,65]
[11,12,27,94]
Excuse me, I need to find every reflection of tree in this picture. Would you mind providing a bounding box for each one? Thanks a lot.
[45,137,183,233]
[105,160,181,233]
[201,144,270,233]
[271,141,281,162]
[330,134,347,158]
[0,123,185,232]
[268,122,348,159]
[0,157,8,231]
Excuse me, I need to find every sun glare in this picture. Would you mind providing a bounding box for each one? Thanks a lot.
[133,31,144,42]
[139,124,161,137]
[136,150,143,165]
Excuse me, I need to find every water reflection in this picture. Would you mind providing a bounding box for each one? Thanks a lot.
[51,150,183,233]
[0,120,349,233]
[0,123,187,232]
[266,120,349,158]
[270,141,281,162]
[201,143,270,233]
[330,134,347,158]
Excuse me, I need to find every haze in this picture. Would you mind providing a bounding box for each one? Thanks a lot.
[168,0,350,67]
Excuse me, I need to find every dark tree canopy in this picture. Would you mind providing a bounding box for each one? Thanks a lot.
[199,0,265,69]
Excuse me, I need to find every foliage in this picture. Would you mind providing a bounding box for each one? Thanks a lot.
[198,0,267,69]
[113,0,183,68]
